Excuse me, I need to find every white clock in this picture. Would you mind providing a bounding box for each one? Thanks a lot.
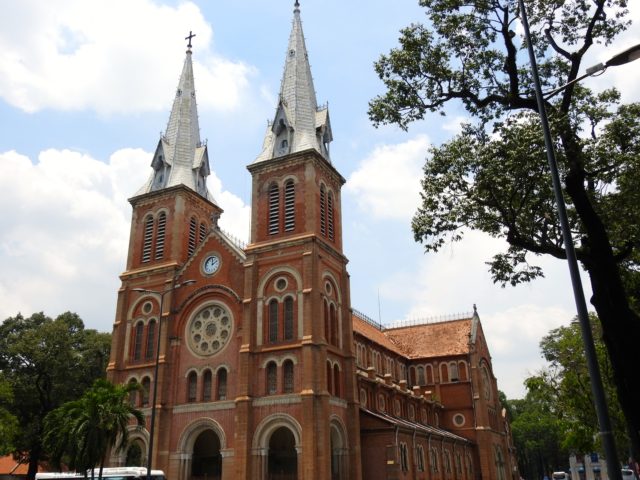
[203,254,220,275]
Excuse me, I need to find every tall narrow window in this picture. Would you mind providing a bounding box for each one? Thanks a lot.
[440,363,449,383]
[333,364,341,397]
[326,362,333,395]
[283,360,294,393]
[284,297,294,340]
[217,368,227,400]
[284,180,295,232]
[450,362,459,381]
[320,185,326,236]
[142,215,154,263]
[133,322,144,361]
[202,370,212,402]
[327,191,334,240]
[417,366,426,386]
[268,183,280,235]
[145,320,156,360]
[458,361,468,381]
[266,362,277,395]
[323,299,329,342]
[141,377,151,407]
[426,365,434,384]
[268,299,279,343]
[154,212,166,260]
[199,222,207,243]
[128,379,138,407]
[187,372,197,402]
[329,303,337,346]
[188,217,197,256]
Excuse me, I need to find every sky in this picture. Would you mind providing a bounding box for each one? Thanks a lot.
[0,0,638,399]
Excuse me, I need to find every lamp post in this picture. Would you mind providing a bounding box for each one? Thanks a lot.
[517,3,640,480]
[132,279,196,480]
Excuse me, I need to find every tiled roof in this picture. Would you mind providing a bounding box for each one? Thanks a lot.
[352,313,404,356]
[384,318,473,359]
[0,456,28,475]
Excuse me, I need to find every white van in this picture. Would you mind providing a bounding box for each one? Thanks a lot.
[552,473,570,480]
[621,468,635,479]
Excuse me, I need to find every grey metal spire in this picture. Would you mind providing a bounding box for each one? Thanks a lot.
[135,39,214,201]
[255,1,332,163]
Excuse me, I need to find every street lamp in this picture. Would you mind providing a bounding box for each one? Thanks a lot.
[132,279,196,480]
[517,3,640,480]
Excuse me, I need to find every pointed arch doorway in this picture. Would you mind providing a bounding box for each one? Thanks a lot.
[268,427,297,480]
[191,430,222,480]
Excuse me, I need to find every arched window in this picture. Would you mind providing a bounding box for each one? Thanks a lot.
[188,217,197,256]
[329,303,337,346]
[323,299,329,342]
[268,183,280,235]
[266,362,277,395]
[202,370,212,402]
[154,212,166,260]
[416,445,425,472]
[440,363,449,383]
[283,360,294,393]
[333,364,341,398]
[495,446,506,480]
[450,361,459,381]
[217,368,227,400]
[430,448,439,473]
[187,372,197,402]
[145,320,156,360]
[426,364,434,384]
[320,185,327,236]
[141,377,151,407]
[327,191,334,240]
[400,443,409,472]
[284,180,295,232]
[459,361,468,381]
[326,362,333,395]
[417,365,426,386]
[268,299,279,344]
[444,450,452,473]
[128,379,138,407]
[133,322,144,361]
[142,215,154,263]
[283,297,294,340]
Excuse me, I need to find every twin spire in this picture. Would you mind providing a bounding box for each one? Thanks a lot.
[136,2,331,200]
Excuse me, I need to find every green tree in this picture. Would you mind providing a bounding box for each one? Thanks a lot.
[0,373,19,455]
[0,312,112,479]
[369,0,640,456]
[44,380,144,479]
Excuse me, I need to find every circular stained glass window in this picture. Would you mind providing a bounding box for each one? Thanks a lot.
[187,304,233,356]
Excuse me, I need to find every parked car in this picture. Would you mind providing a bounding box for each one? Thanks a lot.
[552,472,570,480]
[621,468,635,479]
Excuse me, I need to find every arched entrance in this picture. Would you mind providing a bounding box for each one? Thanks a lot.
[125,441,144,466]
[191,430,222,480]
[268,427,297,480]
[330,419,348,480]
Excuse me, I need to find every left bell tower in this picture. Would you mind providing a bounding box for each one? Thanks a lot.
[106,36,222,455]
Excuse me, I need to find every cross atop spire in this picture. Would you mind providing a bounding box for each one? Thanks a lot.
[294,0,300,12]
[185,31,196,50]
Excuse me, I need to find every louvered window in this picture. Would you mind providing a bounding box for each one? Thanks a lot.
[145,320,156,360]
[142,216,154,263]
[283,360,294,393]
[188,218,197,256]
[327,192,334,240]
[154,212,166,260]
[284,180,295,232]
[269,299,279,343]
[141,377,150,407]
[187,372,197,402]
[268,183,280,235]
[320,185,326,236]
[284,297,294,340]
[199,222,207,243]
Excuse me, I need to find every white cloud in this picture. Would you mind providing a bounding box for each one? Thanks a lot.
[0,147,249,332]
[345,135,429,221]
[0,0,255,114]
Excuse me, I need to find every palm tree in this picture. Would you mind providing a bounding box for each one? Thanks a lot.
[44,380,144,479]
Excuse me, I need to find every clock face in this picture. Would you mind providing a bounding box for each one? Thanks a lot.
[203,255,220,275]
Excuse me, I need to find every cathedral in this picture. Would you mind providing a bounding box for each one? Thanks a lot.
[106,3,518,479]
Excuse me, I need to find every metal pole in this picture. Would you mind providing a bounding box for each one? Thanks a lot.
[147,290,166,480]
[517,1,621,478]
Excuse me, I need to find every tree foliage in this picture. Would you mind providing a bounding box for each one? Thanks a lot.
[0,312,112,479]
[369,0,640,456]
[508,314,630,477]
[0,373,19,455]
[43,379,144,479]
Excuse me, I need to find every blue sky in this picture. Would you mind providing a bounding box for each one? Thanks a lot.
[1,0,638,398]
